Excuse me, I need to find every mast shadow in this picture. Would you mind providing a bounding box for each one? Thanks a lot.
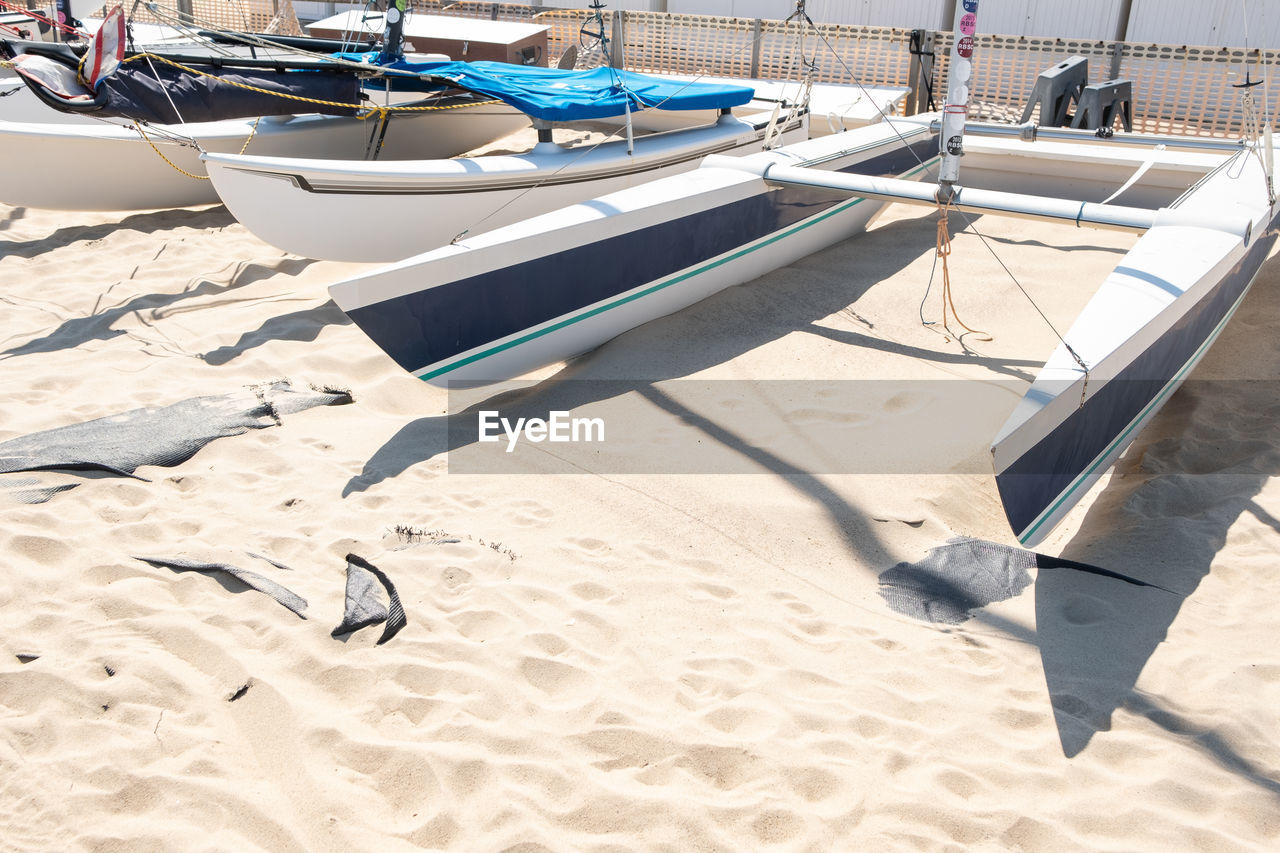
[801,325,1042,381]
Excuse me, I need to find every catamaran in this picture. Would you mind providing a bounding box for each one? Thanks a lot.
[327,0,1279,545]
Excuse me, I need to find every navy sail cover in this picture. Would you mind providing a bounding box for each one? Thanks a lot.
[7,42,754,124]
[93,62,360,123]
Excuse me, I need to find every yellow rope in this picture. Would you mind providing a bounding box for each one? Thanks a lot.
[131,113,262,180]
[124,52,501,121]
[934,200,992,342]
[132,120,209,179]
[238,114,261,154]
[133,120,208,178]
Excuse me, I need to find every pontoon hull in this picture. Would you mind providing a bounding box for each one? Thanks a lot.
[329,123,937,382]
[991,149,1280,546]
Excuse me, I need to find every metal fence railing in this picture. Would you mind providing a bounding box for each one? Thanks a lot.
[934,32,1280,137]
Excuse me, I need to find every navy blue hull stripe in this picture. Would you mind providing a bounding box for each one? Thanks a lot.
[996,216,1280,540]
[344,137,938,374]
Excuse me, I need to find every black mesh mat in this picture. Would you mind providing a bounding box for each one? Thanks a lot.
[135,554,308,618]
[878,537,1167,625]
[0,381,352,501]
[332,554,406,645]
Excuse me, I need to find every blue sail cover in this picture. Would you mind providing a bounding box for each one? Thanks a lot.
[347,57,757,122]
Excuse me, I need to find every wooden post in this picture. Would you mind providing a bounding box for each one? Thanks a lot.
[750,18,762,79]
[907,28,937,115]
[611,9,625,69]
[1108,42,1125,82]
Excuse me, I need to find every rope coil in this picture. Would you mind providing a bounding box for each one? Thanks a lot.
[930,199,992,343]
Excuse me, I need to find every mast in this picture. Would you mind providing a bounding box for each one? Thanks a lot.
[938,0,979,202]
[378,0,407,64]
[54,0,79,43]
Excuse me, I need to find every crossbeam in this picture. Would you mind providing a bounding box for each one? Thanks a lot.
[703,156,1251,240]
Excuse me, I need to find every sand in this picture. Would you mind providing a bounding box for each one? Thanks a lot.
[2,192,1279,852]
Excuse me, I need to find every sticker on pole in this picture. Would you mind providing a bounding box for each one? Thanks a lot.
[957,36,974,58]
[960,13,977,35]
[946,135,964,155]
[963,0,979,12]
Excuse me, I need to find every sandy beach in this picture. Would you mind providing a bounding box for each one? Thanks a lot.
[2,188,1279,851]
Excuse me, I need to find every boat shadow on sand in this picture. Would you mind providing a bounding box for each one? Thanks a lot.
[1036,258,1280,775]
[200,300,350,366]
[1,255,317,360]
[0,205,237,261]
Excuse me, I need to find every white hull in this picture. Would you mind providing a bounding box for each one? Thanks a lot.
[0,103,527,210]
[204,112,808,261]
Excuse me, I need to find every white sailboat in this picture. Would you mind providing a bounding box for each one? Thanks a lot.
[199,8,818,264]
[0,6,526,210]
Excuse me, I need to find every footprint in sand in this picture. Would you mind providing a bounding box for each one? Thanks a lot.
[440,567,474,592]
[689,581,738,601]
[569,581,616,602]
[507,499,554,528]
[1060,594,1113,626]
[882,391,926,414]
[564,537,610,557]
[519,656,591,697]
[787,407,869,426]
[449,609,512,642]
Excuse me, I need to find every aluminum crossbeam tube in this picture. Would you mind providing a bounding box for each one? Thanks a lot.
[704,157,1252,240]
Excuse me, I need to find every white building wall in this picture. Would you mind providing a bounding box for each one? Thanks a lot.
[538,0,668,10]
[975,0,1124,39]
[293,0,1280,48]
[1126,0,1280,48]
[666,0,944,25]
[665,0,807,19]
[801,0,948,28]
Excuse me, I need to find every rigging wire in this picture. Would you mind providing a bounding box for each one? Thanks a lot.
[803,19,1096,378]
[1231,0,1275,203]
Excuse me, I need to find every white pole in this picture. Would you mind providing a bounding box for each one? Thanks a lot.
[939,0,979,201]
